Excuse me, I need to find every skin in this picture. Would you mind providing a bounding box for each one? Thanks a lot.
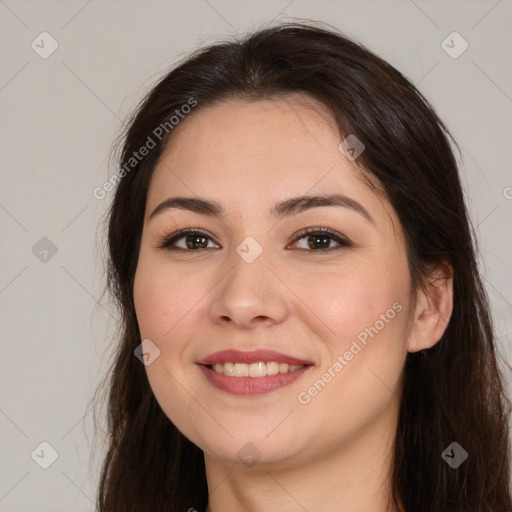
[133,95,453,512]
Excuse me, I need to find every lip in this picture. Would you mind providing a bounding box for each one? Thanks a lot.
[197,364,312,396]
[196,349,313,366]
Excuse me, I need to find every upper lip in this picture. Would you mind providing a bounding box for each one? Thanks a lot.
[197,349,313,366]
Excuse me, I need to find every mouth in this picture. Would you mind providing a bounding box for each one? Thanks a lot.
[195,349,314,396]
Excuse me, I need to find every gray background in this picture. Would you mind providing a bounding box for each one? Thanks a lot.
[1,0,511,510]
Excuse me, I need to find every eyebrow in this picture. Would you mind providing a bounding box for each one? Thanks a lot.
[149,194,375,225]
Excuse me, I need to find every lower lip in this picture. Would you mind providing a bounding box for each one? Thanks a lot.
[197,364,312,396]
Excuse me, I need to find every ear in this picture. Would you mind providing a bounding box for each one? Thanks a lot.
[407,260,454,353]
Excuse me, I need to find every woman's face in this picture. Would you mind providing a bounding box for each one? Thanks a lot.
[133,96,415,470]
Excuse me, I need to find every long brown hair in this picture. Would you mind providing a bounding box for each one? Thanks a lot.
[92,21,512,512]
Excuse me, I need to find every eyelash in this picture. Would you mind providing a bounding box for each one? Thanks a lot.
[158,226,352,253]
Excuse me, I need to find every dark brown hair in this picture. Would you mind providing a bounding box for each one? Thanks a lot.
[92,21,512,512]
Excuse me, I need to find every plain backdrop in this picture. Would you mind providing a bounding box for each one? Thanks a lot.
[1,1,511,510]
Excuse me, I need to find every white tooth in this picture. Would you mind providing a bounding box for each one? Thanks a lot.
[279,363,289,373]
[234,363,249,377]
[223,362,234,376]
[211,361,305,376]
[266,361,280,375]
[249,362,267,377]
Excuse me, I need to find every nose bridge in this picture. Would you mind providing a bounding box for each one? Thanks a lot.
[223,233,271,300]
[209,233,289,327]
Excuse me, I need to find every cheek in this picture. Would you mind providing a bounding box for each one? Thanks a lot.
[294,261,411,411]
[133,258,199,342]
[133,267,168,341]
[133,261,201,431]
[293,272,409,446]
[295,263,405,344]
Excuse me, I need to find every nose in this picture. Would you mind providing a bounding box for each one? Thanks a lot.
[208,246,290,330]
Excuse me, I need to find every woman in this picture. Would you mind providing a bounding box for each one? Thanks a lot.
[94,21,512,512]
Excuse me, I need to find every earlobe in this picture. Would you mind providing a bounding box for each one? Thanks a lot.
[407,260,454,353]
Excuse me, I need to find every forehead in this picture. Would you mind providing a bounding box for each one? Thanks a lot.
[158,95,339,165]
[147,96,394,229]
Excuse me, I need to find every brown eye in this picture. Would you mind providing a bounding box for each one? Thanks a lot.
[159,229,219,251]
[290,227,352,252]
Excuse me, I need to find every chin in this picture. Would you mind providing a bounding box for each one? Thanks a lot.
[198,429,307,470]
